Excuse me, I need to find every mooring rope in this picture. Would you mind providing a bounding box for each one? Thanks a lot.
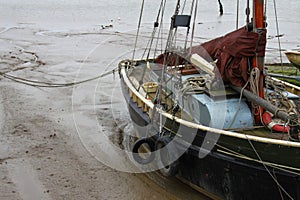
[0,67,117,88]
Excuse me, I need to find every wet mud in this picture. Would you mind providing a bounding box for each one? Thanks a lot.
[0,19,209,200]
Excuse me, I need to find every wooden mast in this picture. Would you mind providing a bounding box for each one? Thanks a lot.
[253,0,266,124]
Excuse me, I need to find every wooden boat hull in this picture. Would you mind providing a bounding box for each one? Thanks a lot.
[119,64,300,200]
[178,151,300,200]
[285,51,300,69]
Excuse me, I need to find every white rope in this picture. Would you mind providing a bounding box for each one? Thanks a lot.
[250,68,261,115]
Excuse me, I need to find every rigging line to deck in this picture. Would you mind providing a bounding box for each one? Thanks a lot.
[272,0,284,71]
[144,0,165,60]
[189,0,198,53]
[245,135,294,200]
[132,0,145,60]
[236,0,239,29]
[216,144,300,175]
[228,79,250,129]
[218,149,300,177]
[273,169,285,200]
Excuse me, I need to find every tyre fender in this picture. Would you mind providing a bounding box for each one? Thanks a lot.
[155,136,179,177]
[132,137,155,165]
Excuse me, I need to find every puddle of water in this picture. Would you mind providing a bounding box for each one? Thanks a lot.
[7,159,51,200]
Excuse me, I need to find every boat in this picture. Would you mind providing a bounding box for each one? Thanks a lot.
[285,51,300,69]
[118,0,300,199]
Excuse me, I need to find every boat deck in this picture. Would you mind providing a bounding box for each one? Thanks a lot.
[126,61,299,142]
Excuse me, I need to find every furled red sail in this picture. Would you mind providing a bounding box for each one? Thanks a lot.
[155,26,266,87]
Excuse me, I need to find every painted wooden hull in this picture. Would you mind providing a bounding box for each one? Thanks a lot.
[119,61,300,199]
[285,51,300,69]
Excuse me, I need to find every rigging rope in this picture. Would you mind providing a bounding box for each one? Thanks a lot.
[154,0,167,58]
[182,0,195,53]
[144,0,165,60]
[236,0,239,29]
[250,68,261,116]
[132,0,145,60]
[216,144,300,176]
[246,137,294,200]
[189,0,198,54]
[272,0,284,71]
[181,0,187,14]
[228,79,250,129]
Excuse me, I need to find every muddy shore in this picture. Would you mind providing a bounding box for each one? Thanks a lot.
[0,21,212,199]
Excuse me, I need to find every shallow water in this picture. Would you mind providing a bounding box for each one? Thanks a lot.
[1,0,299,62]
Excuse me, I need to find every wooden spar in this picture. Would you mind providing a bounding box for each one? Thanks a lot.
[252,0,266,124]
[253,0,265,29]
[232,85,300,139]
[231,86,290,122]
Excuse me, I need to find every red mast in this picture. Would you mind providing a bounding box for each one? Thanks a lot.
[253,0,266,124]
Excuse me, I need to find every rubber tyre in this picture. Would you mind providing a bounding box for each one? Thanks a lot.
[155,136,179,177]
[132,137,155,165]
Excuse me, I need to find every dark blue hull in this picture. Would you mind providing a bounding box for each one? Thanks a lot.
[120,75,300,200]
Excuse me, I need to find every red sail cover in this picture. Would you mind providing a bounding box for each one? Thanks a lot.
[193,26,267,87]
[155,26,266,87]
